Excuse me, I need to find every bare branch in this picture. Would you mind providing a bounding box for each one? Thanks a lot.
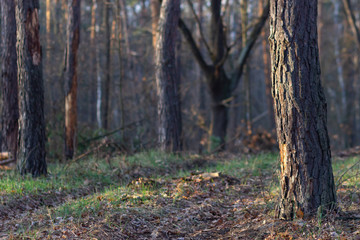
[342,0,360,49]
[231,0,270,91]
[178,18,211,73]
[185,0,213,58]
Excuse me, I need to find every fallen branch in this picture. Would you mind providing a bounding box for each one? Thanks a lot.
[65,139,110,170]
[0,158,15,165]
[79,119,144,145]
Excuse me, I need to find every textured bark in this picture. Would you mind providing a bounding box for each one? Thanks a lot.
[15,0,47,176]
[155,0,182,152]
[64,0,81,160]
[269,0,336,220]
[1,0,19,161]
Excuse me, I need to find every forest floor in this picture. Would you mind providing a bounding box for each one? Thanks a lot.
[0,150,360,239]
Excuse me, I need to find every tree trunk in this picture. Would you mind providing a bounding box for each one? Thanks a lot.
[179,0,269,150]
[241,0,252,134]
[259,0,274,129]
[115,0,125,133]
[15,0,47,176]
[64,0,81,160]
[150,0,160,50]
[103,2,111,130]
[269,0,336,220]
[90,0,97,124]
[332,0,347,148]
[1,0,19,161]
[155,0,182,152]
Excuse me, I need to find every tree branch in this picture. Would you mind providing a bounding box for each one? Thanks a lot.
[342,0,360,50]
[178,18,211,73]
[231,0,270,91]
[185,0,213,58]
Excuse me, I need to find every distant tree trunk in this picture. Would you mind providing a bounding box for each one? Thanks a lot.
[95,0,102,128]
[179,0,269,151]
[269,0,336,220]
[90,0,97,124]
[103,2,111,130]
[115,0,125,132]
[15,0,47,176]
[150,0,160,50]
[259,0,274,129]
[1,0,18,161]
[241,0,252,134]
[155,0,182,152]
[64,0,81,160]
[332,0,347,148]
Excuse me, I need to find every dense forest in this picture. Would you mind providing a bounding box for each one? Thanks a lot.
[0,0,360,239]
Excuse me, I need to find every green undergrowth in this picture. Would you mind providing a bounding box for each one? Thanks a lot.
[1,150,359,239]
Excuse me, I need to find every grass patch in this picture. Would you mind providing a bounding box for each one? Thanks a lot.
[1,151,360,239]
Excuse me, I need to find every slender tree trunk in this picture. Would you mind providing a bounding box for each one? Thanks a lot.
[15,0,47,176]
[259,0,274,129]
[196,0,206,153]
[103,2,111,130]
[269,0,336,220]
[1,0,18,161]
[150,0,160,50]
[119,0,140,125]
[241,0,252,134]
[90,0,97,124]
[156,0,182,152]
[95,0,102,128]
[332,0,347,148]
[115,0,125,133]
[64,0,81,160]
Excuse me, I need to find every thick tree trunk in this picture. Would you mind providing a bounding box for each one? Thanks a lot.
[15,0,47,176]
[155,0,182,152]
[64,0,81,160]
[269,0,336,220]
[1,0,19,161]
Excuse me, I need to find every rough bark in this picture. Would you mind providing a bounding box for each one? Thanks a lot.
[1,0,19,161]
[155,0,182,152]
[15,0,47,176]
[269,0,336,220]
[64,0,81,160]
